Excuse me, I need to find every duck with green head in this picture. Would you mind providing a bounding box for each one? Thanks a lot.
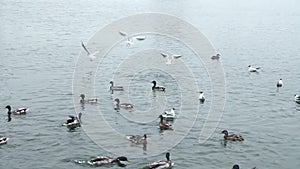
[148,152,173,169]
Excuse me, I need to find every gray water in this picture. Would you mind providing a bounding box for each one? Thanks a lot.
[1,0,300,168]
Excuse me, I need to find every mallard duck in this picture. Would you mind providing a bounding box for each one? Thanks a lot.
[160,52,182,65]
[81,41,99,61]
[5,105,28,115]
[115,98,134,109]
[152,81,165,91]
[126,134,147,144]
[248,65,260,72]
[87,156,130,167]
[232,164,256,169]
[158,115,172,130]
[110,81,124,91]
[277,78,283,87]
[294,94,300,104]
[199,91,205,103]
[0,137,8,145]
[222,130,244,141]
[211,53,220,60]
[162,108,176,120]
[148,152,173,169]
[80,94,98,104]
[63,112,82,129]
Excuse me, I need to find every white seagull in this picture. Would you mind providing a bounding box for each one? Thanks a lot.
[248,65,260,72]
[162,108,176,120]
[119,31,146,47]
[294,94,300,104]
[199,91,205,103]
[81,41,99,61]
[277,78,283,87]
[160,52,182,65]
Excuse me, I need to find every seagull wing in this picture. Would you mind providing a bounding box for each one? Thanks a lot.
[173,55,182,59]
[81,41,90,55]
[160,52,168,58]
[119,31,127,37]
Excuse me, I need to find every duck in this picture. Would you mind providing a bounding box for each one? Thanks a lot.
[81,41,99,61]
[160,52,182,65]
[63,112,82,129]
[0,137,8,145]
[80,94,98,104]
[276,78,283,87]
[221,130,244,141]
[115,98,134,109]
[162,108,176,120]
[87,156,130,167]
[232,164,256,169]
[110,81,124,91]
[148,152,173,169]
[248,65,260,72]
[5,105,28,115]
[126,134,147,144]
[199,91,205,103]
[158,115,172,130]
[211,53,220,60]
[294,94,300,104]
[152,81,165,91]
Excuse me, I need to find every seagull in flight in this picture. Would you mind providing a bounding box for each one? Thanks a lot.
[161,52,182,65]
[119,31,146,47]
[81,41,99,61]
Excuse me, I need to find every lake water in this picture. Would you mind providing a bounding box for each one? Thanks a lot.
[1,0,300,168]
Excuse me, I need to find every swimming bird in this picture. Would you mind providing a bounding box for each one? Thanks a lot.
[0,137,8,145]
[80,94,98,104]
[160,52,182,65]
[211,53,220,60]
[87,156,130,167]
[232,164,256,169]
[152,81,165,91]
[126,134,147,144]
[248,65,260,72]
[5,105,28,115]
[109,81,124,91]
[277,78,283,87]
[81,41,99,61]
[148,152,173,169]
[221,130,244,141]
[158,115,172,130]
[114,98,134,109]
[162,108,176,120]
[199,91,205,103]
[294,94,300,104]
[63,112,82,129]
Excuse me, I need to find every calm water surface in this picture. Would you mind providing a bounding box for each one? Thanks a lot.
[1,0,300,168]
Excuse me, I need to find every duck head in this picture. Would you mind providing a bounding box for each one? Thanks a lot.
[143,134,147,139]
[232,164,239,169]
[5,105,11,111]
[152,81,157,86]
[158,115,164,121]
[165,152,170,161]
[116,156,130,162]
[80,94,85,99]
[114,98,120,104]
[109,81,114,85]
[221,130,228,136]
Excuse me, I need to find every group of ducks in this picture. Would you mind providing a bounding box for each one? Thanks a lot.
[0,105,29,145]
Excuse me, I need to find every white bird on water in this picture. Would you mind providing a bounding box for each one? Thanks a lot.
[81,41,99,61]
[277,78,283,87]
[160,52,182,65]
[248,65,260,72]
[119,31,146,47]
